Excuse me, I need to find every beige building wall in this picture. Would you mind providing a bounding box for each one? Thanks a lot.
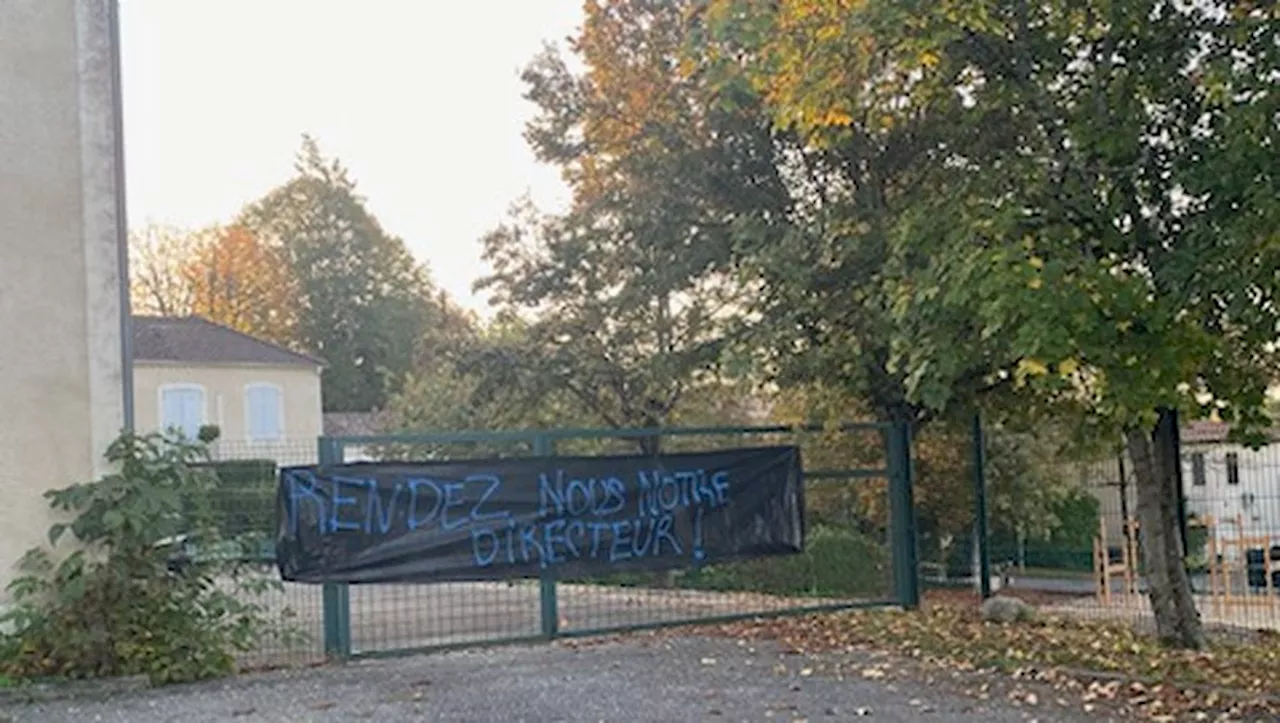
[134,363,322,463]
[0,0,126,595]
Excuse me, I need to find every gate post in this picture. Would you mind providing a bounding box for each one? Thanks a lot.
[972,411,992,600]
[887,421,921,609]
[318,436,352,660]
[534,433,559,638]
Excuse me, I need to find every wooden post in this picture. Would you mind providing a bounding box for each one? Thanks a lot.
[1099,515,1111,605]
[1126,517,1140,601]
[1207,515,1221,616]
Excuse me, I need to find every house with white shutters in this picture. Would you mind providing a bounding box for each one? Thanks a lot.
[131,315,323,465]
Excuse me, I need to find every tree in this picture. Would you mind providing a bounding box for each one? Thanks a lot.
[477,0,792,451]
[183,224,299,346]
[239,136,455,412]
[770,384,1081,568]
[388,312,577,432]
[699,0,1280,647]
[689,0,1015,426]
[129,223,197,316]
[130,223,301,347]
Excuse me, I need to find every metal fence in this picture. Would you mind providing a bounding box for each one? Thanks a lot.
[942,419,1280,635]
[198,438,326,668]
[205,424,919,668]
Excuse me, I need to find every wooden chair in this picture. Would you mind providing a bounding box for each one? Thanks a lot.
[1094,516,1139,604]
[1207,514,1276,613]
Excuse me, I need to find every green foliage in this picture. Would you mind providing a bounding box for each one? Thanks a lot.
[985,487,1102,572]
[569,524,889,599]
[1185,518,1210,572]
[473,1,788,443]
[771,386,1083,569]
[197,424,220,444]
[194,459,276,542]
[0,433,282,685]
[694,0,1280,430]
[682,525,890,599]
[1042,490,1102,553]
[693,0,1277,646]
[239,135,473,412]
[389,315,587,431]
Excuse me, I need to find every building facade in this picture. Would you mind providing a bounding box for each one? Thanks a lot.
[132,316,323,465]
[0,0,127,594]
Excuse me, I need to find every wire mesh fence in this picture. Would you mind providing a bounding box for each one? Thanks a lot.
[199,416,1280,669]
[197,438,327,669]
[306,424,906,660]
[544,426,896,638]
[948,421,1280,636]
[330,434,547,657]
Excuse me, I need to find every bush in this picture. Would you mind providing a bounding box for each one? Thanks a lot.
[1185,518,1210,572]
[979,488,1101,573]
[562,525,890,599]
[194,459,277,540]
[945,488,1102,575]
[681,524,890,599]
[0,432,282,685]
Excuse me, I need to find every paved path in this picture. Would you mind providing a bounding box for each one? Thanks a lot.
[1,636,1097,722]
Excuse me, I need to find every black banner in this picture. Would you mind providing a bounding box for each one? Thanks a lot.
[275,446,804,584]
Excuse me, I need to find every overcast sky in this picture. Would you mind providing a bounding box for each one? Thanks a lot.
[120,0,583,315]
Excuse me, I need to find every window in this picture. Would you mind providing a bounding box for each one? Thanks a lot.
[1190,452,1206,487]
[1226,452,1240,486]
[160,385,205,440]
[245,383,283,441]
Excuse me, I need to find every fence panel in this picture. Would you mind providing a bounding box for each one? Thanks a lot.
[969,422,1280,635]
[327,431,549,658]
[201,439,326,670]
[546,424,900,638]
[301,423,908,660]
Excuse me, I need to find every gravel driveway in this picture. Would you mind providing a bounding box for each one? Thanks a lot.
[0,636,1094,722]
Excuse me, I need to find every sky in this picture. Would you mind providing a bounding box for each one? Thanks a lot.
[119,0,584,315]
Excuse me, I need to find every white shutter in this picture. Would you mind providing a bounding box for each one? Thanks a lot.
[161,387,204,440]
[180,390,203,439]
[246,385,282,441]
[161,390,184,436]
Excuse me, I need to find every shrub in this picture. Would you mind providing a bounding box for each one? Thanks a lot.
[194,459,277,540]
[681,524,890,599]
[0,432,282,684]
[1185,517,1210,572]
[561,524,890,599]
[974,488,1102,573]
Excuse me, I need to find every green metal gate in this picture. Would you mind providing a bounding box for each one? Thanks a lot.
[313,422,918,660]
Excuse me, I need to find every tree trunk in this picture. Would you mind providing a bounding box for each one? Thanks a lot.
[1124,407,1205,649]
[636,427,675,587]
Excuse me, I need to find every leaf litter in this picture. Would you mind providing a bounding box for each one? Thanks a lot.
[676,591,1280,721]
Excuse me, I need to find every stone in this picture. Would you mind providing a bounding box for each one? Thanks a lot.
[980,595,1037,624]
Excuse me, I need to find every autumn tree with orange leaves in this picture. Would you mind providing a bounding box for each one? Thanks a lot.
[182,225,298,346]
